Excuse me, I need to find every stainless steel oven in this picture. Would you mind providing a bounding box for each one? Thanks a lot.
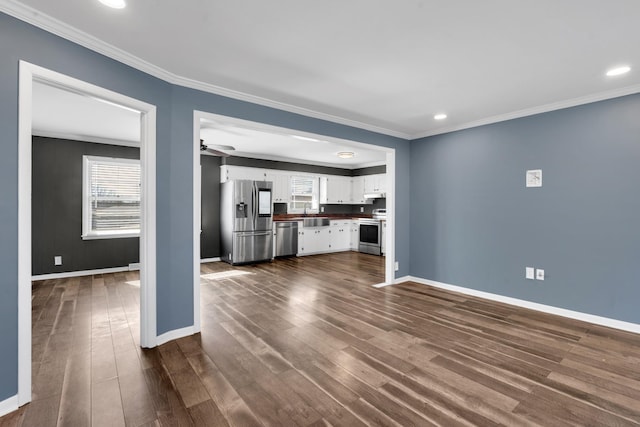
[358,209,386,255]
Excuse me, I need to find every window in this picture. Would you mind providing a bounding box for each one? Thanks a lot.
[82,155,141,239]
[289,175,319,213]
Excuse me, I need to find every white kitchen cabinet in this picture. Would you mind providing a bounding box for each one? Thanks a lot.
[297,221,305,254]
[329,220,351,251]
[301,227,331,254]
[363,173,386,194]
[351,176,365,204]
[350,221,360,250]
[266,172,290,203]
[221,165,266,182]
[321,176,352,204]
[381,220,386,255]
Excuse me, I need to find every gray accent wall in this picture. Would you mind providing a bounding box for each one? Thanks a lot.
[200,155,221,258]
[0,11,410,402]
[411,93,640,324]
[32,137,140,275]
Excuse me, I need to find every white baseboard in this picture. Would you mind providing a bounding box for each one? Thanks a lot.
[128,263,140,271]
[394,275,411,285]
[156,326,196,346]
[0,395,18,418]
[399,276,640,335]
[200,257,221,263]
[32,266,131,281]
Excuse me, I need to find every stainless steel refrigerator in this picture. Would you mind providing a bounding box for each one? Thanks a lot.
[220,180,273,265]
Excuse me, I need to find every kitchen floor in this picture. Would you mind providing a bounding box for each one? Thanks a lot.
[4,252,640,426]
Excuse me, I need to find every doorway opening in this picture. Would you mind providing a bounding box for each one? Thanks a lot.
[191,110,396,330]
[17,61,157,406]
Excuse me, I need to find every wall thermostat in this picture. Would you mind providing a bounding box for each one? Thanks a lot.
[526,169,542,188]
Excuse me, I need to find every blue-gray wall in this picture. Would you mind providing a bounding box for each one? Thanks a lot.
[411,94,640,324]
[0,12,409,402]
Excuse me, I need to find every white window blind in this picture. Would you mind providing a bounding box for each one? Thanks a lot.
[289,175,319,212]
[82,156,141,239]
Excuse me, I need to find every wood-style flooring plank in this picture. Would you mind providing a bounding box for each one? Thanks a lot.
[4,252,640,427]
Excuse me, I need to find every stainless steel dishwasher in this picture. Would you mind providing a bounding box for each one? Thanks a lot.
[275,221,299,257]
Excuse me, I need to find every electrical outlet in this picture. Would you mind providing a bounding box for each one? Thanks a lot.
[54,256,62,266]
[394,261,399,271]
[320,206,325,213]
[360,207,364,213]
[526,267,535,280]
[536,269,545,280]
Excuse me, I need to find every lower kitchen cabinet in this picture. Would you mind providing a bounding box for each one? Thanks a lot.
[297,220,359,256]
[329,220,351,251]
[300,227,330,254]
[350,223,359,250]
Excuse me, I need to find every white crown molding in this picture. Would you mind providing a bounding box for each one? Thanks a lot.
[0,0,410,140]
[5,1,639,143]
[400,276,640,335]
[411,83,640,140]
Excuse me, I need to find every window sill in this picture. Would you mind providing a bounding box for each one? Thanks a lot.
[82,231,140,240]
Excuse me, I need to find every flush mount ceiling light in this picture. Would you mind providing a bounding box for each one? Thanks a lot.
[336,151,355,159]
[606,66,631,77]
[434,113,448,120]
[98,0,126,9]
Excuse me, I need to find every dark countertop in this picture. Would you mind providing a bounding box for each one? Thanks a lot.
[273,214,371,221]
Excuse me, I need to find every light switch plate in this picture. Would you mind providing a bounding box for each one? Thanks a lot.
[536,268,545,280]
[526,267,535,279]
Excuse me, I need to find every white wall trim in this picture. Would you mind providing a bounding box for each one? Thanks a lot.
[32,266,130,281]
[156,326,196,347]
[201,257,221,263]
[401,276,640,335]
[18,61,157,407]
[193,114,202,334]
[411,83,640,140]
[0,395,18,418]
[0,0,409,140]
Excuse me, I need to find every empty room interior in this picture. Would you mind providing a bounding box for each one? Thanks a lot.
[1,1,640,426]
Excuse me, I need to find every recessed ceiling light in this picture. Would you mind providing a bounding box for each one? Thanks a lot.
[98,0,126,9]
[434,113,447,120]
[337,151,355,159]
[606,66,631,77]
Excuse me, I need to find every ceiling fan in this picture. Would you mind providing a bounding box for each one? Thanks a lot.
[200,139,235,157]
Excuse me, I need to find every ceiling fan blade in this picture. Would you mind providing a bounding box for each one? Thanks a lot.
[208,144,235,151]
[205,147,231,157]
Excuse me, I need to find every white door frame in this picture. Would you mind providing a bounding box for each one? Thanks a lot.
[18,61,157,406]
[192,110,396,317]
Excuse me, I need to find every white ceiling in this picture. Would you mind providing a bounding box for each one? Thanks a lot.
[200,119,386,168]
[33,81,141,144]
[9,0,640,140]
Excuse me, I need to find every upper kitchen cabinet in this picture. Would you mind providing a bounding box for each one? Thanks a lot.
[351,176,365,204]
[221,165,266,182]
[320,176,352,204]
[266,172,290,203]
[363,173,386,194]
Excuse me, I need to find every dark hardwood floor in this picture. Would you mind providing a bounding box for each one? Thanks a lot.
[3,251,640,426]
